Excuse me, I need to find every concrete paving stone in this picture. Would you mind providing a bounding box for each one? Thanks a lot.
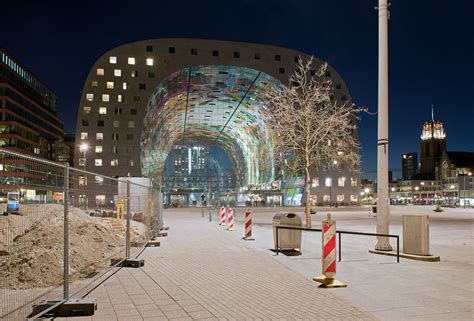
[139,309,166,318]
[117,315,144,321]
[182,304,206,313]
[136,303,160,312]
[168,318,193,321]
[160,303,186,312]
[163,309,191,319]
[154,298,179,306]
[131,295,155,305]
[112,302,136,311]
[114,308,140,317]
[177,299,199,307]
[92,316,118,321]
[187,310,215,319]
[143,317,170,321]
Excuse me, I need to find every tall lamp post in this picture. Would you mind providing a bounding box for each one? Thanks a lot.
[79,143,88,210]
[375,0,392,251]
[462,172,472,208]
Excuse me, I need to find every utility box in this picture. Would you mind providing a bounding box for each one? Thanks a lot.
[403,215,430,255]
[272,213,302,251]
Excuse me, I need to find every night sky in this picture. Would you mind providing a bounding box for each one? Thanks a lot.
[1,0,473,178]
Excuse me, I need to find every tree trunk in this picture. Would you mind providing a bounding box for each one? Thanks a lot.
[305,166,311,228]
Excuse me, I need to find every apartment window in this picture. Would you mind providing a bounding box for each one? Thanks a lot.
[106,82,114,89]
[279,67,285,74]
[274,54,281,61]
[126,134,134,140]
[95,146,102,153]
[86,93,93,101]
[323,195,330,202]
[109,56,117,64]
[78,176,86,186]
[102,94,109,102]
[117,94,123,102]
[126,146,133,153]
[114,69,121,77]
[82,120,89,126]
[312,178,319,188]
[310,70,316,76]
[325,71,332,77]
[341,95,347,102]
[95,159,102,166]
[128,57,136,65]
[95,176,104,184]
[111,159,118,166]
[148,72,155,78]
[91,81,98,87]
[131,70,138,77]
[335,83,342,89]
[294,56,299,62]
[146,58,153,66]
[146,45,153,52]
[212,50,219,56]
[113,120,120,128]
[97,120,104,127]
[129,160,134,166]
[96,133,103,140]
[112,133,118,140]
[325,177,332,187]
[139,84,146,90]
[99,107,107,114]
[128,121,135,128]
[233,51,240,58]
[351,177,357,187]
[83,106,91,114]
[80,132,88,140]
[254,53,261,60]
[338,177,346,187]
[97,68,104,76]
[190,48,197,55]
[130,108,137,115]
[134,96,141,102]
[115,107,122,115]
[112,146,118,154]
[122,82,127,90]
[337,195,345,202]
[169,47,175,53]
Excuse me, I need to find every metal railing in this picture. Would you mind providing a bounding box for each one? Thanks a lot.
[0,148,163,320]
[274,225,400,263]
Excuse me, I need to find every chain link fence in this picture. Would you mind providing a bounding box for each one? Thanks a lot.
[0,148,162,320]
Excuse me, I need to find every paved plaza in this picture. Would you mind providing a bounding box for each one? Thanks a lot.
[56,205,473,320]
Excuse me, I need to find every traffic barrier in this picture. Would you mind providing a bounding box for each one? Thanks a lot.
[227,208,235,231]
[313,214,346,288]
[219,206,226,226]
[242,209,254,240]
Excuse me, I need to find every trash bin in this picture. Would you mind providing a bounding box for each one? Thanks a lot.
[272,213,302,252]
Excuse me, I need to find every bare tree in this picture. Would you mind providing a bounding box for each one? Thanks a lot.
[265,57,365,228]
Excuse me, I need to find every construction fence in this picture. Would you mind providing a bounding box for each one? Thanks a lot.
[0,148,163,320]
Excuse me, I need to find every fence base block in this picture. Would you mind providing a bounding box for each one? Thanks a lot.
[158,231,168,237]
[110,258,145,268]
[147,240,161,247]
[242,237,255,241]
[161,226,170,230]
[313,275,347,288]
[29,299,96,318]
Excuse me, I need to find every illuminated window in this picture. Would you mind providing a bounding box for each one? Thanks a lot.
[115,107,122,115]
[146,58,153,66]
[113,120,119,128]
[351,177,357,187]
[106,82,114,89]
[112,146,118,154]
[102,94,109,102]
[338,177,346,187]
[323,195,330,202]
[109,56,117,64]
[95,146,102,153]
[95,159,102,166]
[311,178,319,188]
[128,121,135,128]
[111,159,118,166]
[95,176,104,184]
[114,69,121,77]
[83,106,91,114]
[129,160,134,166]
[325,177,332,187]
[350,195,358,202]
[97,68,104,75]
[78,176,86,186]
[86,93,93,101]
[131,70,138,77]
[80,132,88,140]
[112,133,118,140]
[337,195,345,202]
[96,133,103,140]
[118,94,123,102]
[128,57,135,65]
[91,81,98,87]
[99,107,107,114]
[122,82,127,90]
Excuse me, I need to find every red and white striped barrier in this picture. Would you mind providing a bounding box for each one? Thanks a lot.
[242,209,254,240]
[219,207,226,226]
[313,214,346,288]
[227,208,235,231]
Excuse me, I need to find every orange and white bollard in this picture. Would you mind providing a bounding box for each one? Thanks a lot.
[227,208,235,231]
[242,209,254,240]
[219,206,226,226]
[313,214,346,288]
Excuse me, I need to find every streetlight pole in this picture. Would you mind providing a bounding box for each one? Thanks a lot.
[375,0,392,251]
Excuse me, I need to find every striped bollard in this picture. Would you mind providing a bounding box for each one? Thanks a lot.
[313,214,346,288]
[242,209,254,240]
[219,206,226,226]
[227,208,235,231]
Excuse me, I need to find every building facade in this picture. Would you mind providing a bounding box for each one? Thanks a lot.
[419,118,446,177]
[402,152,417,180]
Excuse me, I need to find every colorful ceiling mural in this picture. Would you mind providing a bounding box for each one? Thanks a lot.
[141,65,282,186]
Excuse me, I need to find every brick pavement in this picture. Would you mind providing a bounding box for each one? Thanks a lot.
[55,208,376,320]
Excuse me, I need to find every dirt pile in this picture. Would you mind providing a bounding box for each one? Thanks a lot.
[1,204,127,289]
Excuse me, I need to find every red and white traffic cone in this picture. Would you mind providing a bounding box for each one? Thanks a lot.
[242,209,254,240]
[227,208,235,231]
[313,214,346,288]
[219,207,226,226]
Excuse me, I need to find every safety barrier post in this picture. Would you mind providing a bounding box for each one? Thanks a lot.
[219,206,226,226]
[63,163,69,300]
[242,209,254,240]
[313,214,346,288]
[227,208,235,231]
[125,178,131,259]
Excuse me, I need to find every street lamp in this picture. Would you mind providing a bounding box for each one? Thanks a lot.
[462,172,472,208]
[79,143,88,209]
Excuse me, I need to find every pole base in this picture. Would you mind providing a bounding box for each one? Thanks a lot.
[29,299,96,318]
[313,275,347,288]
[146,240,161,247]
[158,231,168,237]
[242,236,255,241]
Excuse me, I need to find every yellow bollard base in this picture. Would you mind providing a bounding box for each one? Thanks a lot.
[313,275,347,288]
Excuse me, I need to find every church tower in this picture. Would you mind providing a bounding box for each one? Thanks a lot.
[419,106,447,177]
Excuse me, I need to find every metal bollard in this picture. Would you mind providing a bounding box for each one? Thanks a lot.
[227,208,235,231]
[242,209,254,240]
[313,214,346,288]
[209,210,212,222]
